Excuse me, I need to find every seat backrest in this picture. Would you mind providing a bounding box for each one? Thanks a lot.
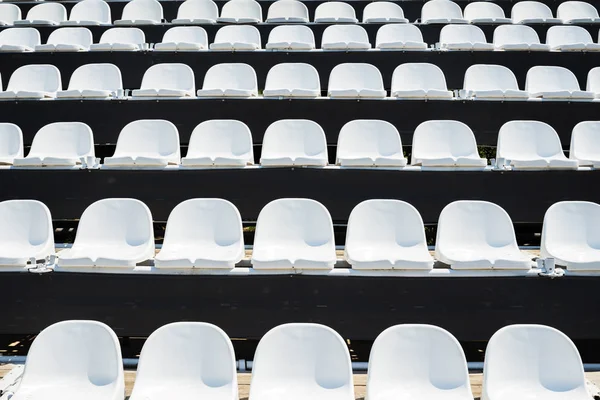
[18,320,123,395]
[267,25,315,47]
[0,27,40,47]
[202,63,257,91]
[512,1,554,21]
[547,25,593,46]
[99,27,145,44]
[220,0,262,21]
[315,1,356,20]
[525,66,581,93]
[0,123,23,159]
[0,4,22,24]
[176,0,219,20]
[213,25,261,46]
[411,120,479,162]
[28,122,94,158]
[587,66,600,93]
[267,0,309,20]
[376,24,424,45]
[367,325,470,397]
[570,120,600,161]
[435,201,519,256]
[262,119,327,158]
[346,200,426,250]
[464,2,507,20]
[363,2,405,22]
[336,119,403,161]
[162,26,208,46]
[265,63,320,91]
[7,64,61,93]
[68,63,123,91]
[322,24,369,45]
[0,199,53,259]
[422,0,464,21]
[483,325,586,395]
[26,3,67,22]
[121,0,163,21]
[113,119,180,158]
[558,1,599,20]
[131,322,237,398]
[329,63,384,92]
[493,24,542,46]
[464,64,520,91]
[542,201,600,256]
[440,24,487,44]
[69,0,111,24]
[73,198,154,249]
[140,63,195,91]
[249,323,353,399]
[187,119,253,161]
[497,120,565,160]
[46,27,92,47]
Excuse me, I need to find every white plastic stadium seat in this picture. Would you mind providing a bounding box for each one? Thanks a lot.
[61,0,111,26]
[263,63,320,98]
[482,325,588,400]
[392,63,453,99]
[13,122,94,167]
[35,27,92,52]
[172,0,219,24]
[0,123,23,165]
[546,26,600,51]
[266,0,309,23]
[114,0,163,25]
[154,27,208,51]
[463,64,528,100]
[558,1,600,23]
[0,4,22,26]
[367,325,472,399]
[526,66,594,100]
[154,199,244,268]
[464,2,512,23]
[182,120,254,167]
[376,24,427,50]
[328,63,386,98]
[314,2,358,23]
[90,27,145,51]
[217,0,262,23]
[511,1,562,23]
[436,201,531,269]
[0,64,61,99]
[265,25,315,50]
[250,323,353,399]
[421,0,468,24]
[129,322,237,399]
[0,28,41,52]
[411,120,487,167]
[209,25,261,50]
[261,119,327,166]
[0,200,53,267]
[541,201,600,270]
[132,63,195,98]
[104,120,180,167]
[336,120,407,167]
[570,120,600,166]
[197,63,257,97]
[322,24,370,50]
[345,200,433,269]
[14,3,67,26]
[440,24,494,51]
[10,321,123,400]
[57,199,154,267]
[363,2,408,23]
[493,25,550,51]
[497,120,578,169]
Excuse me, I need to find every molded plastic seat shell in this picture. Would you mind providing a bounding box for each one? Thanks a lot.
[558,1,600,23]
[526,66,594,100]
[463,64,528,99]
[0,27,41,52]
[375,24,427,50]
[314,2,358,23]
[14,3,67,26]
[114,0,163,25]
[90,27,145,51]
[546,25,600,51]
[197,63,258,97]
[60,0,111,26]
[391,63,453,99]
[132,63,196,98]
[217,0,262,24]
[35,27,92,52]
[266,0,309,23]
[0,4,22,26]
[209,25,261,50]
[440,24,494,51]
[0,123,23,164]
[493,25,550,51]
[363,2,408,23]
[263,63,320,98]
[511,1,562,24]
[172,0,219,24]
[421,0,468,24]
[154,26,208,51]
[260,119,327,166]
[322,24,370,50]
[0,64,61,99]
[464,2,512,23]
[265,25,315,50]
[569,120,600,166]
[58,64,122,99]
[328,63,386,98]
